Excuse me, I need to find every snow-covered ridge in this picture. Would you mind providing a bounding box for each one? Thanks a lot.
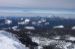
[0,30,28,49]
[53,25,64,29]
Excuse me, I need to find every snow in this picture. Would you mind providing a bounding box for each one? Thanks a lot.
[32,36,51,46]
[31,36,75,49]
[69,37,75,41]
[45,22,49,25]
[38,21,42,24]
[18,21,25,25]
[25,26,35,30]
[5,19,12,24]
[18,18,30,25]
[0,30,29,49]
[41,19,46,22]
[21,18,24,20]
[72,26,75,29]
[38,19,46,24]
[53,36,60,39]
[12,26,18,29]
[12,26,19,31]
[53,25,64,28]
[24,19,30,24]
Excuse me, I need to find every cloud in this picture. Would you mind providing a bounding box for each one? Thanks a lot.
[0,8,75,17]
[0,0,75,9]
[0,0,75,17]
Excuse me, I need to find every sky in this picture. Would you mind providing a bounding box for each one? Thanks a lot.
[0,0,75,9]
[0,0,75,16]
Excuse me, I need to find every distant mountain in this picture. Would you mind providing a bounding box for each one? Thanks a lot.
[0,16,75,30]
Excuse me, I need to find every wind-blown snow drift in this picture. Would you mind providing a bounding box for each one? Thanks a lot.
[0,30,29,49]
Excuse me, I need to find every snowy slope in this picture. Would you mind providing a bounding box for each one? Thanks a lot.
[31,36,75,49]
[0,30,29,49]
